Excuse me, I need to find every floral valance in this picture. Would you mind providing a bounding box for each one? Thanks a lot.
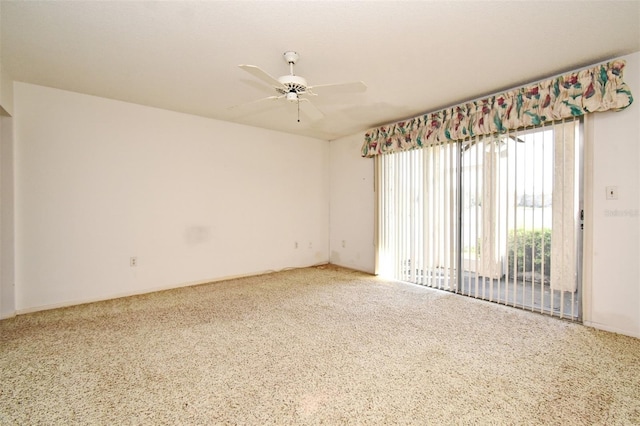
[361,60,633,157]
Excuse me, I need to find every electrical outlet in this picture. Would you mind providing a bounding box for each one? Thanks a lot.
[606,186,618,200]
[294,241,298,249]
[130,257,137,267]
[341,240,346,248]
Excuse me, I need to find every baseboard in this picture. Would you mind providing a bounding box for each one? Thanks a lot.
[583,320,640,339]
[328,261,375,275]
[0,310,16,320]
[15,262,329,316]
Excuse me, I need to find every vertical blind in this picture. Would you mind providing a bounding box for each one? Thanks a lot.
[375,119,581,319]
[376,140,459,291]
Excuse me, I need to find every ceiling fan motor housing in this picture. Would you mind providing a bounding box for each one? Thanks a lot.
[277,75,308,96]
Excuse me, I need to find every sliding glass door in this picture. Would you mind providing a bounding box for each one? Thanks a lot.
[376,119,582,320]
[376,141,459,291]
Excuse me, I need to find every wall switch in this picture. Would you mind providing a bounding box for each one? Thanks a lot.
[130,257,137,267]
[605,186,618,200]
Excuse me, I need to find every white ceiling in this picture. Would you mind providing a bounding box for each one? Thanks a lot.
[2,1,639,141]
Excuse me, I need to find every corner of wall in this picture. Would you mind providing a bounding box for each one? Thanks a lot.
[328,132,375,274]
[0,112,15,319]
[0,75,15,117]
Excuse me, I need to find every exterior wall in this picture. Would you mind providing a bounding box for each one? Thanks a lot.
[584,52,640,337]
[330,52,640,338]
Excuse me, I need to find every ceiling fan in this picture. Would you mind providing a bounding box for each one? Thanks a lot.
[231,51,367,122]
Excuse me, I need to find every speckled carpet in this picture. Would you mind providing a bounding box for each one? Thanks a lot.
[1,265,639,425]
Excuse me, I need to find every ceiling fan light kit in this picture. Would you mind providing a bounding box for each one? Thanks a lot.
[234,51,366,122]
[285,92,298,102]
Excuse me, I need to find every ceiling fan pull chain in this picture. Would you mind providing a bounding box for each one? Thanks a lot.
[297,99,300,122]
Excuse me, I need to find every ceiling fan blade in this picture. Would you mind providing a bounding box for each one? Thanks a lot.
[227,95,281,109]
[226,95,284,118]
[238,65,285,89]
[298,98,324,121]
[307,81,367,96]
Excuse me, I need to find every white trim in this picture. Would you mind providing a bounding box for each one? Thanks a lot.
[15,262,328,316]
[581,114,594,325]
[0,310,16,320]
[583,321,640,339]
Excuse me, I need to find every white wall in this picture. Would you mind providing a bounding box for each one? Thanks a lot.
[0,2,14,116]
[0,0,14,318]
[331,52,640,338]
[0,114,15,318]
[584,52,640,337]
[14,82,329,312]
[329,133,375,273]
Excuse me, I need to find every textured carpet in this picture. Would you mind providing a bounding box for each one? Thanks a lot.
[1,265,639,425]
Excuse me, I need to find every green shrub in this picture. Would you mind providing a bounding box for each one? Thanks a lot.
[507,229,551,280]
